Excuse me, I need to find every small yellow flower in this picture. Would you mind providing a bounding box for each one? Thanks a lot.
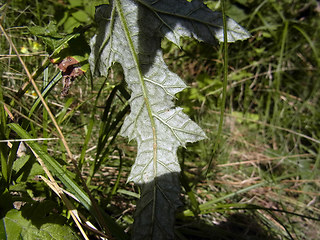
[20,46,29,54]
[32,42,40,52]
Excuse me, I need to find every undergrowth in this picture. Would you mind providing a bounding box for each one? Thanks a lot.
[1,0,319,239]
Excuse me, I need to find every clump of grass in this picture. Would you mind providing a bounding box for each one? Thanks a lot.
[166,1,320,239]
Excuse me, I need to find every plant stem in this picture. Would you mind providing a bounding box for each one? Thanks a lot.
[205,0,228,176]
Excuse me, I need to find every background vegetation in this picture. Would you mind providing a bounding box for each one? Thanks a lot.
[1,0,319,239]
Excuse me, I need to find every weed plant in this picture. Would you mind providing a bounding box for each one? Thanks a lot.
[0,0,319,239]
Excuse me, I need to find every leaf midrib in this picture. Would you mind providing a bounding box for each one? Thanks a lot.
[115,0,158,179]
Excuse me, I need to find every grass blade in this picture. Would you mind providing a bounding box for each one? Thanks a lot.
[8,123,128,240]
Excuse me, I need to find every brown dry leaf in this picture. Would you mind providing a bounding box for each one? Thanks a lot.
[52,56,85,96]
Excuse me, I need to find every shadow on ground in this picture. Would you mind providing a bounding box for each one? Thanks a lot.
[175,212,279,240]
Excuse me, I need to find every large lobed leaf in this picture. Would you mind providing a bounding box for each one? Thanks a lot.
[90,0,250,184]
[90,0,250,238]
[0,209,79,240]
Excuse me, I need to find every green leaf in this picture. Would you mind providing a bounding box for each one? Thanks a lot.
[28,22,77,55]
[0,209,79,240]
[28,22,90,67]
[0,190,13,219]
[8,124,128,240]
[12,154,45,183]
[90,0,250,238]
[28,22,64,51]
[9,123,92,210]
[72,10,90,23]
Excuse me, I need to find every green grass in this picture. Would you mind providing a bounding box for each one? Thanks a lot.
[1,0,320,239]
